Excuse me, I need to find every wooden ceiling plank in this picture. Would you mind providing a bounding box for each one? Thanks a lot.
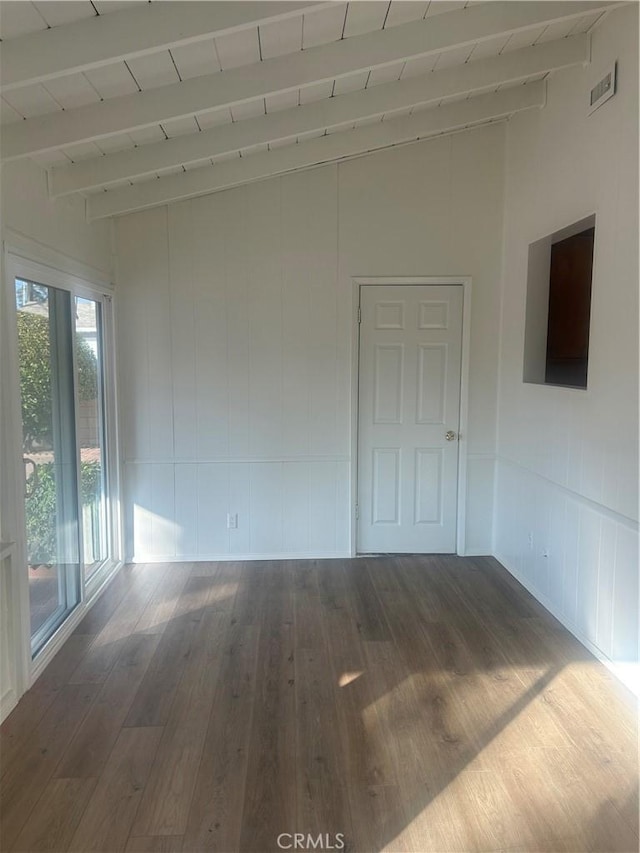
[32,1,96,29]
[301,3,348,48]
[384,2,429,29]
[42,73,102,110]
[0,1,48,40]
[259,16,303,59]
[169,40,221,80]
[50,35,586,196]
[343,2,391,38]
[214,28,261,71]
[126,51,181,90]
[83,62,139,99]
[88,82,545,219]
[2,83,61,118]
[1,1,320,90]
[3,1,612,160]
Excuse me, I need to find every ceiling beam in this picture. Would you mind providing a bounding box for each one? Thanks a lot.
[50,35,587,197]
[1,1,614,162]
[88,82,545,220]
[0,2,321,92]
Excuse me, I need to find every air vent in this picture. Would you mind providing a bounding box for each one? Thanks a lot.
[588,62,617,115]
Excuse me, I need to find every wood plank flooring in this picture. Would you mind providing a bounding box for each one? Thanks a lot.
[1,556,638,853]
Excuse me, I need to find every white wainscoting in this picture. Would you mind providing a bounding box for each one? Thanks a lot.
[494,456,639,693]
[124,458,350,561]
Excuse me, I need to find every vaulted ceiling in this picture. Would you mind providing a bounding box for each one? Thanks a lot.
[0,1,621,218]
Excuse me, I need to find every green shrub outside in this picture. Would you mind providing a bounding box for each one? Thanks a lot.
[17,311,97,451]
[26,461,102,566]
[18,310,102,566]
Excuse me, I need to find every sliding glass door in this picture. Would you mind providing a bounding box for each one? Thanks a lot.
[14,277,115,656]
[16,280,81,652]
[74,296,109,582]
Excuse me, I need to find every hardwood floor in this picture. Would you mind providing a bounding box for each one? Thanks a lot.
[1,556,638,853]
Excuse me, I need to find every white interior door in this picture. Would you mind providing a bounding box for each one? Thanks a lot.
[357,284,463,553]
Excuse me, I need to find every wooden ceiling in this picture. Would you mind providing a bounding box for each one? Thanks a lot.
[0,1,621,218]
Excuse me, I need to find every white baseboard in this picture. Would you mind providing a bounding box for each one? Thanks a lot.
[132,551,495,563]
[0,687,17,723]
[494,551,639,697]
[129,551,352,564]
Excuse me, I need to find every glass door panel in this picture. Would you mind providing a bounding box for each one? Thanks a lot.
[74,297,108,580]
[15,279,81,655]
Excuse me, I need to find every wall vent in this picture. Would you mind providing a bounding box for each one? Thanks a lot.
[588,62,617,115]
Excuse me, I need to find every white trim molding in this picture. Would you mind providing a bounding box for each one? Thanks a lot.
[3,229,113,290]
[131,552,350,564]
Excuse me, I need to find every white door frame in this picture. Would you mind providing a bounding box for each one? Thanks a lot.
[1,236,123,715]
[350,276,472,557]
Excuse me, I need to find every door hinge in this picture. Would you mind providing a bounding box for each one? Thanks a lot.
[357,306,361,324]
[355,502,360,520]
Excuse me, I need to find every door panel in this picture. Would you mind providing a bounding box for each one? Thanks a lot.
[75,296,109,581]
[414,448,443,524]
[357,284,463,553]
[373,344,403,423]
[372,448,401,524]
[15,280,81,652]
[417,343,447,423]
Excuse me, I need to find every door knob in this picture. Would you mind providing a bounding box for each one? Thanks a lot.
[445,431,457,441]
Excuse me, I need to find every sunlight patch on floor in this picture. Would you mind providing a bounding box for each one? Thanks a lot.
[338,670,364,687]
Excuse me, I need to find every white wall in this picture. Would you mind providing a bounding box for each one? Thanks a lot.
[115,123,506,561]
[1,158,112,277]
[494,5,639,688]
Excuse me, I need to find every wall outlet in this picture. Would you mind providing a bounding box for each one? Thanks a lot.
[227,513,238,530]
